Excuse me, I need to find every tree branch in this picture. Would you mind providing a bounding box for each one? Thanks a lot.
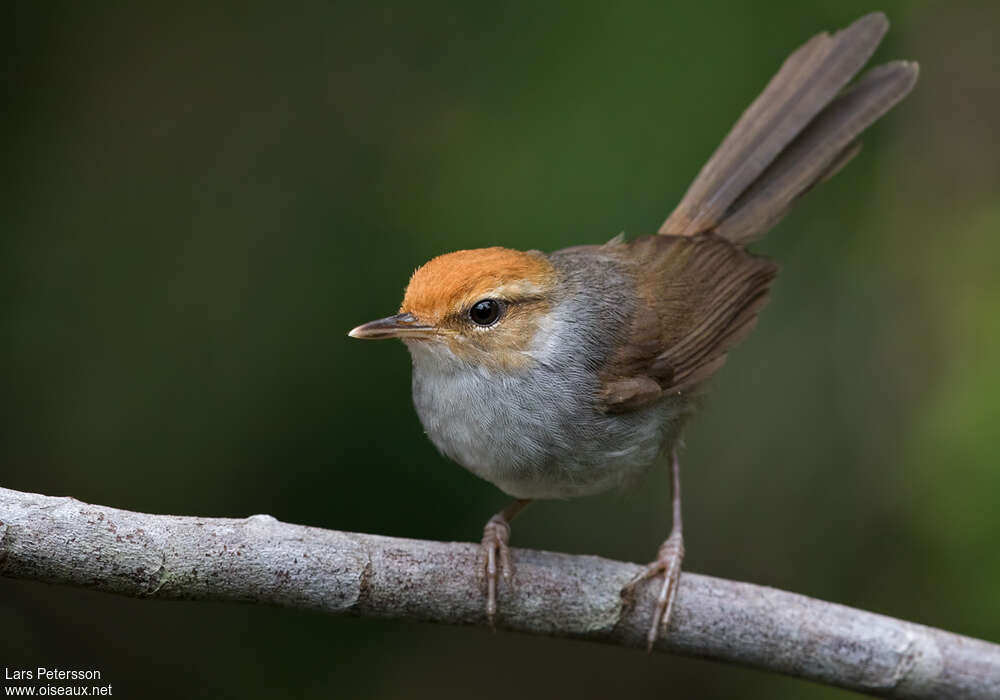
[1,486,997,698]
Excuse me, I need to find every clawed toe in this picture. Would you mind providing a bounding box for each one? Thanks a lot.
[621,531,685,652]
[475,499,531,627]
[480,514,514,627]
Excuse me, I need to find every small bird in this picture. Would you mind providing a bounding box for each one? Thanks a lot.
[349,12,917,649]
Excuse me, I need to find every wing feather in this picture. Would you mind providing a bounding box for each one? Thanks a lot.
[599,235,776,412]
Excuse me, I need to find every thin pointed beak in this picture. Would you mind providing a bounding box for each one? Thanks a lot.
[348,312,437,340]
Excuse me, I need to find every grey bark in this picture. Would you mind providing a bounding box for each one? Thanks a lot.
[1,486,997,699]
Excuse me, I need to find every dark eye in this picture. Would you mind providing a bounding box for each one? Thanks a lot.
[469,299,503,326]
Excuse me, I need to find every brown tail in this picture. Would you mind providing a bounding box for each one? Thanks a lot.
[659,12,918,245]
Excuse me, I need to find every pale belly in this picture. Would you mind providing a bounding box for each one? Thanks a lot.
[409,352,684,499]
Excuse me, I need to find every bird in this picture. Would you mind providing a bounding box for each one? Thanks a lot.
[348,12,918,650]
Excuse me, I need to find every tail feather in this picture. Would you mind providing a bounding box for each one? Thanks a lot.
[658,12,917,243]
[716,61,919,244]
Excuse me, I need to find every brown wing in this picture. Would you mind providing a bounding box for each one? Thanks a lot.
[599,234,777,413]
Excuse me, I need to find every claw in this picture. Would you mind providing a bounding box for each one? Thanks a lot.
[480,513,514,628]
[621,530,685,652]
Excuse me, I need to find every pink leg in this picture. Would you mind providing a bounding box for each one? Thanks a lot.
[479,498,531,627]
[622,450,685,651]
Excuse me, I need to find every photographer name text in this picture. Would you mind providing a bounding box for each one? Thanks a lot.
[4,669,101,682]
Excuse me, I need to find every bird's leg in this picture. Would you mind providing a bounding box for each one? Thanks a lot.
[621,449,685,651]
[479,498,531,627]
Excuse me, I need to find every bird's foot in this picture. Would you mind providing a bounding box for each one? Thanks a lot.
[621,530,685,651]
[479,512,514,628]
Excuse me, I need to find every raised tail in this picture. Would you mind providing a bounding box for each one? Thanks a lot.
[659,12,918,245]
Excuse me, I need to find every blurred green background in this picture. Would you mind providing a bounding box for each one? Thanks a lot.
[3,1,998,697]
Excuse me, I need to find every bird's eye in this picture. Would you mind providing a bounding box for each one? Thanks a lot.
[469,299,503,326]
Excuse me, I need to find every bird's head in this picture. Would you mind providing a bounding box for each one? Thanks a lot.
[348,247,557,370]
